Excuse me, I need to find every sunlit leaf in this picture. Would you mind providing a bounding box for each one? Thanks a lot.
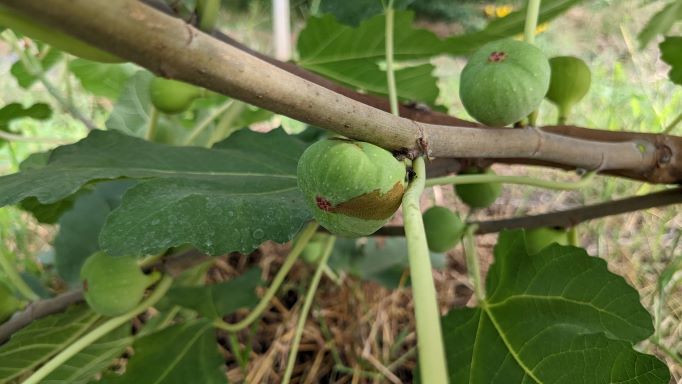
[69,59,137,100]
[638,0,682,49]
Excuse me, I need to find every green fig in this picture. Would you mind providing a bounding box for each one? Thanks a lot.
[80,252,153,317]
[422,206,465,253]
[459,39,551,127]
[149,77,203,114]
[546,56,591,123]
[0,282,22,323]
[297,138,406,237]
[454,168,502,209]
[525,227,570,254]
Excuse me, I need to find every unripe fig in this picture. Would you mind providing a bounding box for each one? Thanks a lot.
[80,252,153,317]
[149,77,203,114]
[525,227,570,254]
[454,168,502,209]
[459,39,551,126]
[301,233,330,263]
[297,138,406,237]
[422,206,465,253]
[546,56,591,123]
[0,283,22,323]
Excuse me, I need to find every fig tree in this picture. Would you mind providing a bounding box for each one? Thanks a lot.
[459,39,551,126]
[297,138,407,237]
[525,227,570,254]
[80,252,153,317]
[149,77,203,114]
[454,168,502,209]
[422,206,465,253]
[546,56,591,123]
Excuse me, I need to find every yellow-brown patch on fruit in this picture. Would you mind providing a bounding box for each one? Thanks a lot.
[323,181,404,220]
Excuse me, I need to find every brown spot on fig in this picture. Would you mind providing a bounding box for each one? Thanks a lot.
[83,279,89,292]
[488,51,507,62]
[325,181,405,220]
[316,196,333,212]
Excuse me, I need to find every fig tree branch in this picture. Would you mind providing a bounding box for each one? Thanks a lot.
[3,0,681,184]
[375,187,682,236]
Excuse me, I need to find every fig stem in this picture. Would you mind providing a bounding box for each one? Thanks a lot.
[384,0,399,116]
[463,225,485,301]
[213,221,319,332]
[282,234,336,384]
[145,106,159,141]
[22,275,174,384]
[402,156,448,384]
[524,0,542,45]
[425,170,596,190]
[196,0,220,32]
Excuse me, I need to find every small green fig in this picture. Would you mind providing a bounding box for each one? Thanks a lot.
[454,168,502,209]
[149,77,203,114]
[459,39,551,127]
[0,282,22,323]
[525,227,570,254]
[422,206,465,253]
[300,233,330,263]
[80,252,153,317]
[297,138,407,237]
[546,56,591,123]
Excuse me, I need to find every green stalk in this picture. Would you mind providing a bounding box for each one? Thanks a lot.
[463,226,485,301]
[145,106,159,141]
[213,222,319,332]
[0,249,39,301]
[184,100,234,145]
[524,0,541,126]
[524,0,541,45]
[196,0,220,32]
[23,276,174,384]
[309,0,321,15]
[281,235,336,384]
[426,171,596,190]
[402,157,448,384]
[384,1,399,116]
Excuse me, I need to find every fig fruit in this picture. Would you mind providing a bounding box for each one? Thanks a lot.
[422,206,465,253]
[459,39,551,126]
[0,282,22,323]
[149,77,203,114]
[546,56,591,123]
[454,168,502,209]
[525,227,570,254]
[80,252,152,317]
[297,138,406,237]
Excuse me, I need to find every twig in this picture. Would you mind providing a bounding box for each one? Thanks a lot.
[0,130,71,145]
[5,0,681,184]
[0,289,83,343]
[374,187,682,236]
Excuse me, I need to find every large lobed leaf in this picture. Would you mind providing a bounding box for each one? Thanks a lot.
[660,36,682,86]
[638,0,682,49]
[0,128,312,256]
[164,268,261,319]
[0,306,99,382]
[101,320,227,384]
[441,230,670,383]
